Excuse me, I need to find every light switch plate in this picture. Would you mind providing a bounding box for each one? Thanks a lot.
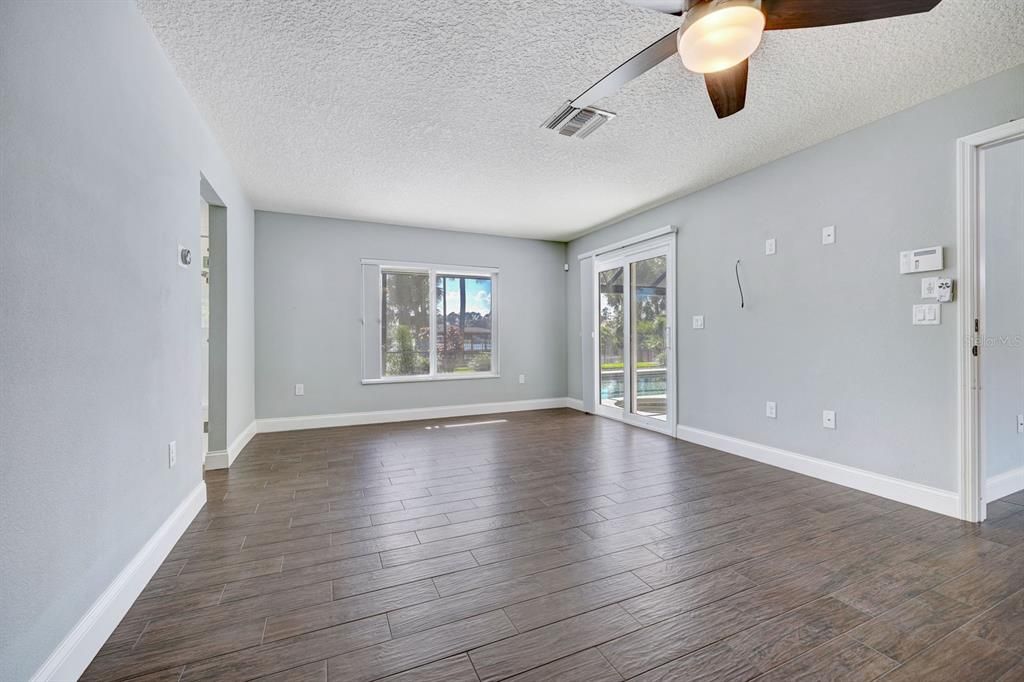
[822,410,836,429]
[294,383,304,396]
[765,239,776,256]
[1018,414,1024,434]
[921,277,938,299]
[766,401,777,419]
[518,374,526,384]
[692,315,705,330]
[912,304,941,325]
[822,226,835,245]
[168,441,177,468]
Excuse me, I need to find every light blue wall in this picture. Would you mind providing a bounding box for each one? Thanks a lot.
[255,211,568,419]
[0,3,254,679]
[567,65,1024,492]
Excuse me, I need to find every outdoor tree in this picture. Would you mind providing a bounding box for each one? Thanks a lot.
[437,325,463,372]
[382,272,429,375]
[386,325,420,375]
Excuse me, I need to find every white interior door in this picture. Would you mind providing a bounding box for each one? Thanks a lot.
[593,236,675,434]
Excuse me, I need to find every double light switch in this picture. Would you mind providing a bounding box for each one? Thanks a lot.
[913,304,941,326]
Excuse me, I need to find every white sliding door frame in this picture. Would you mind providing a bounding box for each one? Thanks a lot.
[594,260,626,424]
[592,233,677,436]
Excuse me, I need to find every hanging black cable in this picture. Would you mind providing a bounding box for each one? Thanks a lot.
[735,259,744,309]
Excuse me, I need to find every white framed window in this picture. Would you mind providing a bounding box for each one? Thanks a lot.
[361,260,499,384]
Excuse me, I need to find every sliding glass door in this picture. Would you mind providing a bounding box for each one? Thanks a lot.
[629,255,669,422]
[598,267,625,413]
[594,238,674,433]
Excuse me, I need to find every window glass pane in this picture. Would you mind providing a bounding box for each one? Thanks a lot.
[381,271,430,376]
[436,275,492,374]
[630,256,667,420]
[598,267,624,409]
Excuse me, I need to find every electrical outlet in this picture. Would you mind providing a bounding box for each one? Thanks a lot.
[766,401,777,419]
[822,226,835,245]
[692,315,705,329]
[295,383,304,396]
[518,374,526,385]
[168,441,177,468]
[1018,414,1024,434]
[765,239,776,256]
[822,410,836,430]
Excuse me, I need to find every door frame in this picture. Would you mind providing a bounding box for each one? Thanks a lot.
[956,118,1024,522]
[200,174,230,470]
[592,233,677,436]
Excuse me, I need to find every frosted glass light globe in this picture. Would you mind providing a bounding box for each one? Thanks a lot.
[678,0,765,74]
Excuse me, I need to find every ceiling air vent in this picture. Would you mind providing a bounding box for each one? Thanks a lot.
[541,102,616,139]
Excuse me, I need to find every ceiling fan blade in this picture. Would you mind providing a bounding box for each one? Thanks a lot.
[571,30,679,109]
[762,0,942,30]
[704,59,748,118]
[620,0,689,15]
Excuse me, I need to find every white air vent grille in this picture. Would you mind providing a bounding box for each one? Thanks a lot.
[541,102,616,139]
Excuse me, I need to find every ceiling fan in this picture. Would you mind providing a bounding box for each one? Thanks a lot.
[544,0,942,136]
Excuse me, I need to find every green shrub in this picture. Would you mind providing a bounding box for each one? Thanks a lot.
[385,325,423,375]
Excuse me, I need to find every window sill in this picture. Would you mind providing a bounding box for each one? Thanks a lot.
[362,373,500,385]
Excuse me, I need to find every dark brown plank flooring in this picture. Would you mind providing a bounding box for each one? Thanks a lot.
[84,408,1024,681]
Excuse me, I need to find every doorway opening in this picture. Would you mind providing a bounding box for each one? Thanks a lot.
[957,119,1024,522]
[200,175,228,469]
[200,198,210,459]
[592,235,676,435]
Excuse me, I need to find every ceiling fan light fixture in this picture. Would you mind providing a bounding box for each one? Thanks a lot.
[678,0,764,74]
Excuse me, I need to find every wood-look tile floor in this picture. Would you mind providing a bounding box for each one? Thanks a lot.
[85,409,1024,681]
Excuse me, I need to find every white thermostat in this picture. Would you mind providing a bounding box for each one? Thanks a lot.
[900,247,942,274]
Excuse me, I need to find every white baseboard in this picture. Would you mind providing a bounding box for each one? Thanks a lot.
[987,466,1024,503]
[256,397,573,434]
[204,420,257,470]
[565,398,585,412]
[204,449,230,469]
[676,425,961,519]
[210,400,579,469]
[31,481,207,682]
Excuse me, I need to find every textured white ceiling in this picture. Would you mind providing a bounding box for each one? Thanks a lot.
[137,0,1024,240]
